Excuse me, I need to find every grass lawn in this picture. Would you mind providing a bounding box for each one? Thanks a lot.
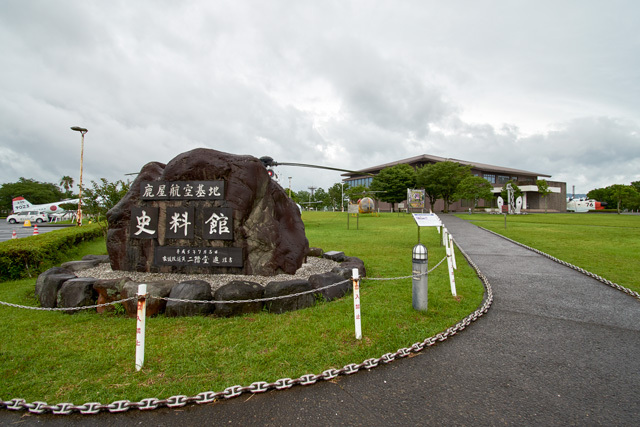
[456,212,640,292]
[0,212,485,404]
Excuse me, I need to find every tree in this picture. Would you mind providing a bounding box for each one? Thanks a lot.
[327,183,346,211]
[609,184,637,213]
[415,161,471,212]
[292,190,311,208]
[345,185,368,203]
[536,179,552,213]
[0,177,65,212]
[369,164,416,211]
[83,178,131,235]
[415,164,441,212]
[455,175,494,212]
[313,188,330,210]
[588,184,640,212]
[586,187,609,204]
[59,176,75,197]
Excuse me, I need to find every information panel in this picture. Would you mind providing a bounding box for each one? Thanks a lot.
[412,213,442,227]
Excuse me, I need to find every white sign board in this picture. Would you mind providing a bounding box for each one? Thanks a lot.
[348,204,359,214]
[412,213,441,227]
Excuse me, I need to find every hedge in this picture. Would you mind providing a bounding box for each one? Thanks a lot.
[0,223,103,281]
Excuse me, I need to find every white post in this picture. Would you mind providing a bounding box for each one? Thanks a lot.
[135,284,147,371]
[445,235,457,296]
[352,268,362,340]
[448,233,457,270]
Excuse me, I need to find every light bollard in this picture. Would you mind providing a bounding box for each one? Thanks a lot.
[135,284,147,371]
[412,243,428,311]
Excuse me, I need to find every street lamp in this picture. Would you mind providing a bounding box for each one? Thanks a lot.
[70,126,88,226]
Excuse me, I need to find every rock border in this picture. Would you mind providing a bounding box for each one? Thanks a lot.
[34,248,366,318]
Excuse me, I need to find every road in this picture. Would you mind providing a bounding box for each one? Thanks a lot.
[0,221,73,242]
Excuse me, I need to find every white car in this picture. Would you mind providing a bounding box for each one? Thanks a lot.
[6,211,49,224]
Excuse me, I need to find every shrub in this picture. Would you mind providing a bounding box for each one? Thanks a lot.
[0,224,103,281]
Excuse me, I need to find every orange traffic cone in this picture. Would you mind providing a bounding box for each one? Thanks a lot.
[33,225,39,235]
[12,230,17,239]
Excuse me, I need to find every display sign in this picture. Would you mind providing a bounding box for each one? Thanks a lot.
[140,180,224,201]
[412,213,442,227]
[155,247,243,267]
[130,180,242,268]
[407,189,425,209]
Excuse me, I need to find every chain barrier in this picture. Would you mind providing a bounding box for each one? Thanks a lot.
[478,226,640,301]
[0,297,137,312]
[0,258,447,310]
[365,256,448,281]
[0,255,483,415]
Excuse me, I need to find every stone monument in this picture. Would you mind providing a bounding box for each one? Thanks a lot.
[106,148,309,276]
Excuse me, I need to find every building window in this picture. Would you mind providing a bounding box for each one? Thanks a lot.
[484,173,496,184]
[497,175,510,184]
[347,177,372,188]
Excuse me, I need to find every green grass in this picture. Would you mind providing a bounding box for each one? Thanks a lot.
[457,213,640,292]
[0,212,484,404]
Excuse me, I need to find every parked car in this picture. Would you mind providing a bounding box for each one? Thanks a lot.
[6,211,49,224]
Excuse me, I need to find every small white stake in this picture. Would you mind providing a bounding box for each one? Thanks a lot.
[135,284,147,371]
[352,268,362,340]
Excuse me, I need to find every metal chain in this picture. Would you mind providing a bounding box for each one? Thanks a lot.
[0,239,494,415]
[0,297,137,312]
[364,256,447,281]
[159,278,352,305]
[478,226,640,300]
[0,261,447,310]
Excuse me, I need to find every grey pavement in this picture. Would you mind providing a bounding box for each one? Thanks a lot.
[2,214,639,426]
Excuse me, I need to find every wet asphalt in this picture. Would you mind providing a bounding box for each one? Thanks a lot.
[2,214,638,426]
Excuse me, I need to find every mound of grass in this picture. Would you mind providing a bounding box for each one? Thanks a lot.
[0,212,484,403]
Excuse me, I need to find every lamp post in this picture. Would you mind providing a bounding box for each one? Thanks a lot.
[412,243,428,311]
[70,126,88,226]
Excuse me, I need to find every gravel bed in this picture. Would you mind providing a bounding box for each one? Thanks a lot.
[79,257,340,292]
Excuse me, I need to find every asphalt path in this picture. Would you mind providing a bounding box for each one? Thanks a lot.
[1,214,638,426]
[0,221,73,242]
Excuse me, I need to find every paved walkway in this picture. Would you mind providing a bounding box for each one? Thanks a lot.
[2,214,639,426]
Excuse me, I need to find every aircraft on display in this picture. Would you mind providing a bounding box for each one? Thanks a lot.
[566,197,606,212]
[12,196,80,218]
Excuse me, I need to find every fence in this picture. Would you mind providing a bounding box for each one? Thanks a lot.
[0,248,475,415]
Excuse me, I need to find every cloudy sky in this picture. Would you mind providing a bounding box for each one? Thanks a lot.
[1,0,639,196]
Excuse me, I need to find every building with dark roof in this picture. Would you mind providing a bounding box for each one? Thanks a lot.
[341,154,567,212]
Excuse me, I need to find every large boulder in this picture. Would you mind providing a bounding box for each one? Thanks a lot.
[60,259,101,272]
[332,256,366,280]
[36,268,77,308]
[308,272,351,302]
[93,277,131,314]
[214,280,264,317]
[121,280,177,318]
[165,280,214,317]
[82,254,111,263]
[57,278,99,313]
[106,148,309,276]
[264,279,315,314]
